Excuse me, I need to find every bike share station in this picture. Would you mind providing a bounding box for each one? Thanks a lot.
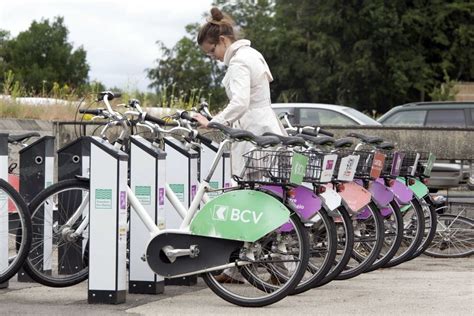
[56,136,91,278]
[0,133,9,289]
[58,130,230,303]
[17,136,55,282]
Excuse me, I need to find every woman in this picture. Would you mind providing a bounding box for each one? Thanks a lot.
[193,7,286,177]
[193,7,286,283]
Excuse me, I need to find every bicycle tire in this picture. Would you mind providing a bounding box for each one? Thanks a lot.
[383,198,425,268]
[0,178,32,284]
[424,214,474,258]
[336,201,384,280]
[290,208,337,294]
[23,179,90,287]
[365,200,403,272]
[409,195,438,259]
[202,212,310,307]
[313,205,355,287]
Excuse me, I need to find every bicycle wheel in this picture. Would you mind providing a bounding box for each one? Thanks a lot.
[290,208,337,294]
[23,179,90,287]
[0,178,32,284]
[424,214,474,258]
[383,198,425,268]
[365,200,403,272]
[313,206,355,287]
[409,195,437,259]
[202,212,310,307]
[336,201,384,280]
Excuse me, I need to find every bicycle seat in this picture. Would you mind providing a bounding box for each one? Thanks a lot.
[8,132,40,143]
[346,132,384,145]
[262,132,307,147]
[377,142,395,150]
[297,134,335,146]
[253,135,281,148]
[208,122,255,142]
[334,138,354,148]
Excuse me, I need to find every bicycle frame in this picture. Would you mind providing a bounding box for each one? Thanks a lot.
[62,138,232,239]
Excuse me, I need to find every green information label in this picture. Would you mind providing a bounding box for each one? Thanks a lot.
[290,152,308,185]
[95,189,112,209]
[135,186,151,205]
[423,153,436,177]
[169,184,185,202]
[207,181,220,199]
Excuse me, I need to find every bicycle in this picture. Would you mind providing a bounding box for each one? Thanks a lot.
[23,92,310,307]
[424,198,473,258]
[0,133,34,284]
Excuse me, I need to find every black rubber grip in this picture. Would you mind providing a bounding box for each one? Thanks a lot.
[301,129,319,137]
[144,113,167,125]
[197,133,213,145]
[180,111,196,122]
[79,109,102,115]
[317,128,334,137]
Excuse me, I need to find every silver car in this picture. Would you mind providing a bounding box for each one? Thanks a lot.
[272,103,381,126]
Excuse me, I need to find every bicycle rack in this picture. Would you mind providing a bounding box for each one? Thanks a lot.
[17,136,55,283]
[163,137,199,286]
[0,133,9,288]
[199,141,231,200]
[55,137,91,276]
[88,137,128,304]
[128,136,166,294]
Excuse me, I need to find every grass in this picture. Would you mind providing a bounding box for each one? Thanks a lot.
[0,98,79,121]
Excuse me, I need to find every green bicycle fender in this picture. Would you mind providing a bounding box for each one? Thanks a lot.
[397,177,429,212]
[190,190,290,242]
[396,177,429,199]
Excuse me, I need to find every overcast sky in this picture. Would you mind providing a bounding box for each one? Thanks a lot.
[0,0,213,91]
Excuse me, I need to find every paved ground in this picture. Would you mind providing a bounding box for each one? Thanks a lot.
[0,256,472,316]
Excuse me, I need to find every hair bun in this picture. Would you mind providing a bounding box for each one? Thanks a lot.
[210,7,224,22]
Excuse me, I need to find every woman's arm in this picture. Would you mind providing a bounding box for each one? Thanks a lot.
[211,58,251,126]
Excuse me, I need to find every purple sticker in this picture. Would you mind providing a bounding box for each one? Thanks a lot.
[191,185,197,200]
[325,160,334,170]
[224,183,231,188]
[120,191,126,209]
[158,188,165,205]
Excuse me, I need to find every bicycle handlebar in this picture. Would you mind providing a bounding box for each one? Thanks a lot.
[97,91,121,101]
[79,108,103,116]
[315,127,334,137]
[143,113,178,127]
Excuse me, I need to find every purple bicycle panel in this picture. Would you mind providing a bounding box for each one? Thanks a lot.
[376,178,413,205]
[355,179,394,219]
[262,185,322,232]
[354,179,394,208]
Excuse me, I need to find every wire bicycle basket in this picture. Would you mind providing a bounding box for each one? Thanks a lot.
[241,149,331,184]
[242,149,293,184]
[399,151,420,177]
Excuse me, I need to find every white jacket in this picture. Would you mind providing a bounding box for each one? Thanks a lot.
[211,39,286,176]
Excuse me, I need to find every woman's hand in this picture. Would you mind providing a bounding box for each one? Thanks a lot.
[192,113,210,128]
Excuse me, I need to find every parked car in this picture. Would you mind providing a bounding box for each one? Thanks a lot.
[377,101,474,127]
[378,101,474,190]
[272,103,381,126]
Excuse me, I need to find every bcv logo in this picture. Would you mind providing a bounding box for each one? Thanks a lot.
[212,205,264,224]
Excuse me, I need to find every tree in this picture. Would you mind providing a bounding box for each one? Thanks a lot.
[1,17,89,94]
[216,0,474,113]
[146,24,226,109]
[0,29,10,78]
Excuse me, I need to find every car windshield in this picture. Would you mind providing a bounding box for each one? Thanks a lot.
[342,108,380,125]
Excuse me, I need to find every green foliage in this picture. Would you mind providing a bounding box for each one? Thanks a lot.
[429,70,459,101]
[213,0,473,113]
[0,17,89,94]
[146,23,227,110]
